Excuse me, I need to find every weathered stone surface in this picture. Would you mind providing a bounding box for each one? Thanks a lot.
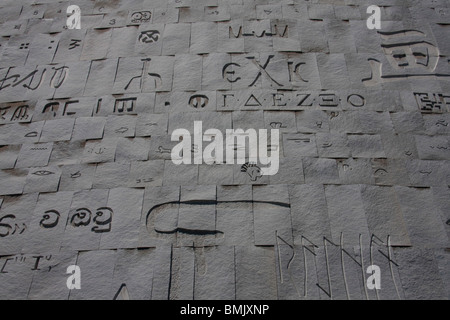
[0,169,28,195]
[0,145,20,169]
[360,185,411,246]
[194,246,235,300]
[68,250,116,300]
[62,189,109,251]
[303,158,340,184]
[93,162,130,189]
[394,186,448,247]
[325,185,371,246]
[23,165,62,194]
[0,193,39,255]
[289,184,331,245]
[394,248,447,300]
[39,119,75,143]
[235,246,277,300]
[28,251,78,300]
[100,188,144,249]
[59,163,96,191]
[170,246,195,300]
[15,143,53,168]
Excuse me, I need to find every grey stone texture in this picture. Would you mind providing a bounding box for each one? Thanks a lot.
[0,0,448,300]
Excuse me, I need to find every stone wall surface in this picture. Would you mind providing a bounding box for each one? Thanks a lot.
[0,0,449,300]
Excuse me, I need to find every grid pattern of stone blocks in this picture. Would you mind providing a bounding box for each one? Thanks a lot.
[0,0,449,300]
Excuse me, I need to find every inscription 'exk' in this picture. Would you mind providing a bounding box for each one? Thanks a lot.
[222,55,306,87]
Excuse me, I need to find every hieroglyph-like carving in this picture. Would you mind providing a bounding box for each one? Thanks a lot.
[363,30,450,86]
[0,66,69,92]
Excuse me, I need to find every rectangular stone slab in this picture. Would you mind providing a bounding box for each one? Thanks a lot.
[21,191,73,253]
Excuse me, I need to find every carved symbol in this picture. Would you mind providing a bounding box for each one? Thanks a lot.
[50,66,69,89]
[247,55,283,87]
[0,68,47,91]
[146,200,289,238]
[241,162,263,181]
[222,63,241,83]
[32,170,54,176]
[329,112,339,119]
[114,97,136,113]
[30,147,49,151]
[0,106,10,120]
[342,164,352,172]
[430,145,449,150]
[19,43,30,50]
[436,120,448,127]
[11,223,26,235]
[139,30,160,44]
[25,131,38,138]
[69,39,81,50]
[91,207,113,233]
[318,94,339,107]
[60,100,78,116]
[131,11,152,24]
[94,98,102,114]
[87,147,106,155]
[347,94,366,107]
[10,105,30,121]
[68,207,113,233]
[374,168,388,176]
[47,40,55,50]
[115,127,129,134]
[287,138,311,143]
[39,210,60,229]
[70,208,91,227]
[42,102,59,117]
[230,23,288,39]
[136,178,154,184]
[296,93,313,107]
[157,146,171,154]
[124,58,162,91]
[0,215,16,238]
[188,95,209,108]
[113,284,130,300]
[288,62,308,83]
[270,122,286,129]
[70,171,81,179]
[245,94,262,107]
[414,93,450,113]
